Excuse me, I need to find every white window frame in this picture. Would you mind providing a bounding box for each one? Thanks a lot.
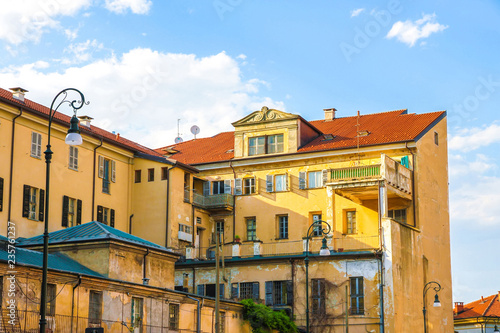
[243,178,256,195]
[308,171,323,188]
[275,174,287,192]
[29,187,39,220]
[69,146,78,170]
[31,132,42,158]
[68,197,76,227]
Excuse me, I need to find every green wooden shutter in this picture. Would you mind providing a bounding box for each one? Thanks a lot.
[97,205,103,222]
[252,282,260,300]
[22,185,30,217]
[62,196,69,227]
[234,178,242,195]
[220,284,225,299]
[197,285,205,296]
[77,200,82,225]
[299,172,306,189]
[110,209,115,227]
[265,281,273,306]
[286,280,293,306]
[38,189,45,222]
[224,179,232,194]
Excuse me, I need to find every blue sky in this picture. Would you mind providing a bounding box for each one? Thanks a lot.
[1,0,499,303]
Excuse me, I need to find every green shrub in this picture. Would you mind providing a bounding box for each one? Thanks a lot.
[241,299,297,333]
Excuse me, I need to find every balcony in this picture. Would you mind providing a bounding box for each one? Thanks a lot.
[179,235,379,261]
[192,192,234,211]
[327,154,412,203]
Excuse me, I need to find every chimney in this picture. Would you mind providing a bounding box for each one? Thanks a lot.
[454,302,464,313]
[323,108,337,121]
[116,133,120,140]
[78,115,93,128]
[9,87,28,102]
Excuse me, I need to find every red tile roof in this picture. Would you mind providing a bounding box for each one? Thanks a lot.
[156,109,446,165]
[454,293,500,319]
[0,87,161,157]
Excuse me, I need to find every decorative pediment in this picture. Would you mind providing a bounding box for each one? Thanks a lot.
[232,106,298,127]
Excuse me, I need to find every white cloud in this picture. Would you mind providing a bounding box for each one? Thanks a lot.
[386,13,448,47]
[0,49,284,147]
[65,28,79,41]
[449,123,500,152]
[0,0,92,45]
[449,154,496,177]
[450,177,500,226]
[104,0,152,14]
[61,39,104,65]
[351,8,365,17]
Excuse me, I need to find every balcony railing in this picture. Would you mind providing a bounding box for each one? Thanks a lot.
[178,235,379,261]
[328,154,412,194]
[192,192,234,210]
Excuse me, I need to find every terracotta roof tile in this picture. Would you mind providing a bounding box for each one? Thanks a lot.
[156,109,446,165]
[454,294,500,319]
[0,87,161,157]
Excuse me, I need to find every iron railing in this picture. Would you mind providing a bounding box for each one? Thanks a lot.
[192,193,234,209]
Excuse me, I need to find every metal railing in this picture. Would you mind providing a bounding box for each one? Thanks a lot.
[192,193,234,209]
[330,165,381,182]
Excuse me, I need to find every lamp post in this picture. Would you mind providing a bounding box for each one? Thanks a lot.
[40,88,86,333]
[422,281,442,333]
[305,220,331,333]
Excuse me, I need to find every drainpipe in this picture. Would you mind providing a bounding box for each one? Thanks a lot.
[377,181,385,333]
[290,259,295,318]
[405,142,417,227]
[7,107,23,229]
[71,275,82,333]
[192,267,196,294]
[143,248,150,285]
[129,214,134,234]
[92,137,103,220]
[165,165,177,248]
[186,295,202,333]
[229,161,236,240]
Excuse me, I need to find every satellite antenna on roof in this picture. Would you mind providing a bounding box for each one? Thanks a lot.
[174,119,183,144]
[191,125,200,139]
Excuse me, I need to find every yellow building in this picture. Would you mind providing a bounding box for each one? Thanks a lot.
[0,86,452,332]
[157,107,452,332]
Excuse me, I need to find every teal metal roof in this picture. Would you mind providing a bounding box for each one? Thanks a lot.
[0,235,102,277]
[17,221,171,252]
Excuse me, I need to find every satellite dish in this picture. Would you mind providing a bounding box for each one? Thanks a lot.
[174,137,183,144]
[190,125,200,135]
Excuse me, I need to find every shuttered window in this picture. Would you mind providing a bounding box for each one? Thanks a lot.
[265,281,293,306]
[350,277,364,315]
[97,205,115,227]
[69,146,78,170]
[312,279,326,315]
[98,156,115,194]
[89,291,102,324]
[62,196,82,227]
[22,185,44,221]
[30,132,42,158]
[168,304,179,330]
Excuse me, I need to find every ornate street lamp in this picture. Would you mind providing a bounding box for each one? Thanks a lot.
[40,88,87,333]
[422,281,442,333]
[305,220,331,333]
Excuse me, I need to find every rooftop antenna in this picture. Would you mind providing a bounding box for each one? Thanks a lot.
[174,119,183,144]
[191,125,200,139]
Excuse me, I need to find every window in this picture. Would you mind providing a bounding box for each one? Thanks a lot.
[69,146,78,170]
[212,180,225,195]
[388,209,407,224]
[434,131,439,146]
[135,170,141,183]
[148,168,154,182]
[312,279,326,315]
[31,132,42,158]
[196,217,202,224]
[132,297,143,333]
[98,156,115,194]
[312,213,322,236]
[266,174,288,192]
[345,210,357,234]
[248,134,284,156]
[308,171,323,189]
[46,284,56,316]
[197,284,225,298]
[265,281,293,306]
[220,311,226,333]
[246,218,256,241]
[179,224,192,234]
[22,185,44,221]
[278,215,288,239]
[350,277,364,315]
[62,196,82,227]
[169,304,179,330]
[161,167,168,180]
[184,173,190,202]
[267,134,284,154]
[216,221,224,242]
[97,205,115,227]
[89,291,102,325]
[233,282,260,300]
[243,178,255,195]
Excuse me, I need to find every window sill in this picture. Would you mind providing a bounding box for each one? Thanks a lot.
[30,155,42,159]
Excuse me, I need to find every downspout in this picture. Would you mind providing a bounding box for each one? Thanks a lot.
[192,267,196,294]
[92,137,103,221]
[129,214,134,234]
[186,295,201,333]
[70,275,82,333]
[143,248,150,284]
[405,142,417,227]
[229,161,236,240]
[290,259,295,318]
[7,107,23,229]
[378,181,385,333]
[166,165,178,248]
